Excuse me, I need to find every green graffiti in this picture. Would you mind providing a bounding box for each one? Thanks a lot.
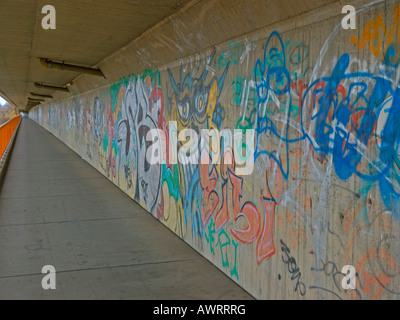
[205,219,216,254]
[218,40,242,70]
[205,218,240,281]
[103,132,109,153]
[216,229,231,268]
[232,77,244,105]
[110,77,130,112]
[162,164,181,200]
[231,240,239,281]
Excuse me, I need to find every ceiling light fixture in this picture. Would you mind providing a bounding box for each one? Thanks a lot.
[39,58,105,78]
[34,82,70,92]
[30,92,53,99]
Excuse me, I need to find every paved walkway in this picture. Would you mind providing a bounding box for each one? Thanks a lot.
[0,119,253,300]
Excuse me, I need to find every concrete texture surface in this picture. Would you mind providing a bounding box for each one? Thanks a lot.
[0,119,253,300]
[28,0,400,300]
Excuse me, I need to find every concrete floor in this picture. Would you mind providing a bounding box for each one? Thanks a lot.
[0,119,253,300]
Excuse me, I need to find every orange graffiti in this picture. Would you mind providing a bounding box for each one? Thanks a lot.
[256,197,276,264]
[356,248,397,300]
[199,151,220,228]
[351,4,400,60]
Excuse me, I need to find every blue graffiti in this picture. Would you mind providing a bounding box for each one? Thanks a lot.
[252,31,400,216]
[254,31,305,180]
[301,49,400,215]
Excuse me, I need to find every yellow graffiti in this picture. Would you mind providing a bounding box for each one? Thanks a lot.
[207,80,219,130]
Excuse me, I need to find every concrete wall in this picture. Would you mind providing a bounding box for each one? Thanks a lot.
[30,0,400,299]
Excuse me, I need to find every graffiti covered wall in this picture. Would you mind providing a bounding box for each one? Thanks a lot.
[30,1,400,299]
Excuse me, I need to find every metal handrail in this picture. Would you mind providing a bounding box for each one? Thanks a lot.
[0,115,22,158]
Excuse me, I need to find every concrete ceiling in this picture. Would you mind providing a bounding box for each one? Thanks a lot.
[0,0,348,112]
[0,0,193,111]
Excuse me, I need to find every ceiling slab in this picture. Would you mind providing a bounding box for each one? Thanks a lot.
[0,0,193,111]
[0,0,357,112]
